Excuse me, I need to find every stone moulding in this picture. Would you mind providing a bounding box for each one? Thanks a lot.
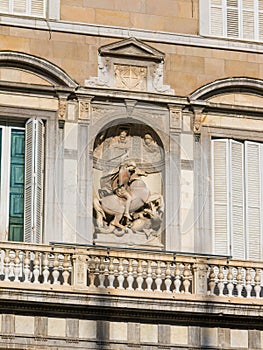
[0,51,78,88]
[85,37,174,95]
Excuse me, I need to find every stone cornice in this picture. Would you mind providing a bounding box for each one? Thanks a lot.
[1,15,263,54]
[0,287,262,329]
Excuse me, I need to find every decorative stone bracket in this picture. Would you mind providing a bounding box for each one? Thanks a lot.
[77,95,93,124]
[168,104,183,133]
[192,106,204,142]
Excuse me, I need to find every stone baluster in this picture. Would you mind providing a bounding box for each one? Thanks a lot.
[87,256,96,288]
[42,252,50,284]
[52,253,60,285]
[208,265,216,295]
[4,249,10,281]
[107,257,115,289]
[13,250,21,282]
[254,269,261,299]
[123,259,128,289]
[245,268,252,298]
[117,258,125,290]
[104,257,109,287]
[227,266,234,296]
[236,267,243,297]
[23,250,31,283]
[93,257,100,288]
[9,251,15,278]
[136,260,143,291]
[173,263,182,293]
[126,259,134,291]
[217,266,225,296]
[62,254,71,286]
[155,261,162,292]
[164,262,172,293]
[0,250,4,276]
[98,257,106,289]
[33,252,40,284]
[183,264,191,294]
[146,260,153,292]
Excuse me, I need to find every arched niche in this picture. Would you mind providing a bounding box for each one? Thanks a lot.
[92,120,165,249]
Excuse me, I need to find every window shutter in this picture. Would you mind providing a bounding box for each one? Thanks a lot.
[245,141,263,260]
[24,118,44,243]
[31,0,46,17]
[259,1,263,41]
[242,0,255,40]
[210,0,224,36]
[0,0,10,12]
[226,0,239,38]
[212,139,230,255]
[13,0,27,14]
[230,140,245,259]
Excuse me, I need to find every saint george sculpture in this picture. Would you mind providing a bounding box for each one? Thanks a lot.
[93,127,164,246]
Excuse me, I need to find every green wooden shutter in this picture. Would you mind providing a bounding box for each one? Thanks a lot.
[24,118,44,243]
[245,141,263,260]
[212,139,230,255]
[8,129,25,242]
[230,140,245,259]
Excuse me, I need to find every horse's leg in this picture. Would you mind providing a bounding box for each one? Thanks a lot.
[111,213,126,230]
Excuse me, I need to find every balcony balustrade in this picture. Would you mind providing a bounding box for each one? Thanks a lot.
[0,241,262,300]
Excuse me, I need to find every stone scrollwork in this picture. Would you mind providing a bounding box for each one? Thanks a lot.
[93,125,164,248]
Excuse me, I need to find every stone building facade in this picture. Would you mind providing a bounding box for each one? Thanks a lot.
[0,1,263,349]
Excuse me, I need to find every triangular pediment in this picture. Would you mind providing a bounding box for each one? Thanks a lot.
[99,37,164,62]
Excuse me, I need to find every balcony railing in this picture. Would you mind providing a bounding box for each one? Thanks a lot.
[0,241,262,299]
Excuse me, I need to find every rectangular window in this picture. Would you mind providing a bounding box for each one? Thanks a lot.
[200,0,263,42]
[212,139,263,260]
[0,0,47,18]
[0,119,44,243]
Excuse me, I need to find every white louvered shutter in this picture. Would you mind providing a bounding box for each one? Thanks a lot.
[0,0,10,13]
[13,0,27,14]
[227,0,239,38]
[245,141,263,260]
[1,0,46,17]
[259,0,263,41]
[31,0,46,17]
[210,0,224,36]
[212,139,230,255]
[24,118,44,243]
[230,140,245,259]
[242,0,255,40]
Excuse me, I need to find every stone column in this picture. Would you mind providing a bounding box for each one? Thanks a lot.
[166,104,183,251]
[76,95,93,244]
[192,106,205,253]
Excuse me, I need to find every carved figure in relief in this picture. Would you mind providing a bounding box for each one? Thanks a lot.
[142,133,162,162]
[93,127,164,242]
[94,159,164,235]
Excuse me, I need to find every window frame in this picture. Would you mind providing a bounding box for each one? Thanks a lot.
[211,137,263,260]
[0,0,60,20]
[200,0,263,43]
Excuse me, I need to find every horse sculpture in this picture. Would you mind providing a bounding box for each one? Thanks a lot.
[94,177,151,230]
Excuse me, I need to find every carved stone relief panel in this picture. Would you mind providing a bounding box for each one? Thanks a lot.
[85,37,174,94]
[114,64,147,91]
[93,122,164,249]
